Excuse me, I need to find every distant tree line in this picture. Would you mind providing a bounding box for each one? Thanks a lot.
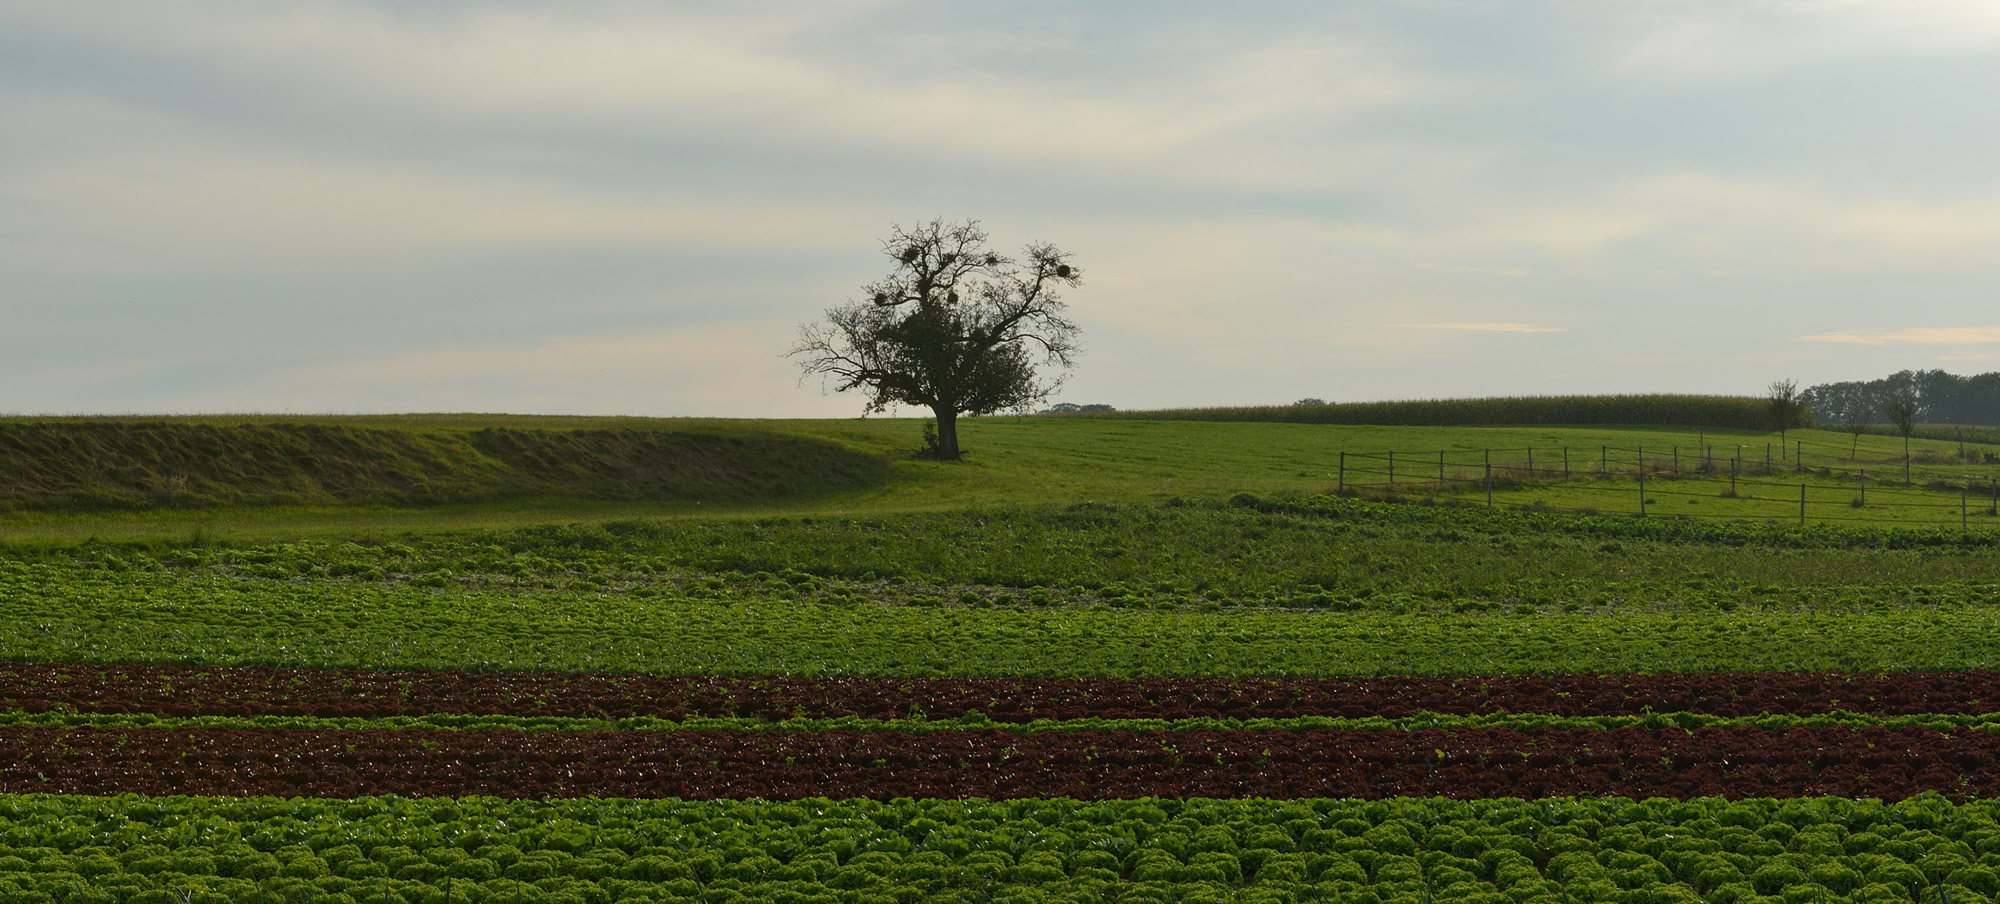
[1041,394,1774,429]
[1803,370,2000,427]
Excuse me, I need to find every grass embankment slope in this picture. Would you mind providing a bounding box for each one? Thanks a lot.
[0,417,893,537]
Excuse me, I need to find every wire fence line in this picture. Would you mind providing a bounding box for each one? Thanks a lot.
[1331,439,2000,529]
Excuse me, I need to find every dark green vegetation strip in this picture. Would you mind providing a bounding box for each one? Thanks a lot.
[1063,394,1774,429]
[15,709,2000,736]
[0,422,887,511]
[5,496,2000,676]
[5,793,2000,904]
[26,495,2000,614]
[1843,423,2000,446]
[3,559,1998,676]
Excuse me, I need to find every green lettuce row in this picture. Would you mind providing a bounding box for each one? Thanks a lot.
[11,709,2000,736]
[4,794,2000,904]
[1240,493,2000,551]
[25,493,2000,616]
[4,563,2000,676]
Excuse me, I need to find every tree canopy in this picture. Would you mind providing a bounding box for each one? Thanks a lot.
[790,219,1083,460]
[1805,369,2000,427]
[1766,379,1805,443]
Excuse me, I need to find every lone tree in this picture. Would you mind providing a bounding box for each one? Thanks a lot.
[1830,394,1875,460]
[1766,379,1805,447]
[790,219,1082,460]
[1883,391,1918,482]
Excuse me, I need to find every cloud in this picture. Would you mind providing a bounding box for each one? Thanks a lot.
[6,1,2000,415]
[1396,322,1566,334]
[0,4,1432,171]
[165,322,856,417]
[1799,327,2000,346]
[1611,0,2000,81]
[0,95,870,273]
[1567,172,2000,269]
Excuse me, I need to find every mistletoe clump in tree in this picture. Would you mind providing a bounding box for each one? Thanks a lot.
[790,219,1083,460]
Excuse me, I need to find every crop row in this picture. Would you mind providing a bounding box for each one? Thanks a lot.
[31,491,2000,617]
[9,793,2000,904]
[3,725,1996,801]
[27,707,2000,738]
[9,664,1997,720]
[9,565,2000,676]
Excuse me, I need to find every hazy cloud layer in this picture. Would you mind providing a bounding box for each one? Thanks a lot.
[1802,327,2000,346]
[1398,323,1567,334]
[5,1,2000,415]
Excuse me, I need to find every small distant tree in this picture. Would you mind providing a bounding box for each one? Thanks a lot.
[1294,398,1327,406]
[1766,379,1804,446]
[1830,394,1875,459]
[790,219,1083,461]
[1883,392,1918,481]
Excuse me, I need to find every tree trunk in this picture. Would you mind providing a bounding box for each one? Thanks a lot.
[932,407,962,461]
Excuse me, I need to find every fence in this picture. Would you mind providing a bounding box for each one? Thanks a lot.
[1331,437,2000,529]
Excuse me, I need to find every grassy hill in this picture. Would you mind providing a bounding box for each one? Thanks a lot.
[0,418,889,512]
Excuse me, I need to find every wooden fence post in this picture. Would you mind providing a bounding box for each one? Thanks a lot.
[1338,451,1345,493]
[1388,451,1395,489]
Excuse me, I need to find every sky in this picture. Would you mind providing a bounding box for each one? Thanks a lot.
[5,1,2000,417]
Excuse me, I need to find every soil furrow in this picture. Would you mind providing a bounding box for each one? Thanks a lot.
[1,725,1989,800]
[5,664,1996,720]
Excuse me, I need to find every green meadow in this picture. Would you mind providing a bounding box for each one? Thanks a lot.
[3,414,1987,542]
[1,414,1998,678]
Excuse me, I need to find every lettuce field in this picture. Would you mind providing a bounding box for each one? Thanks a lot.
[15,794,2000,904]
[7,419,2000,903]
